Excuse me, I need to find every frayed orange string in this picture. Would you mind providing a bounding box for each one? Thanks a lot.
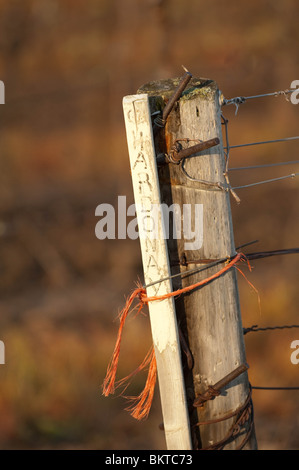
[235,265,261,314]
[102,252,249,420]
[141,252,244,304]
[102,287,145,397]
[111,344,156,402]
[124,347,157,420]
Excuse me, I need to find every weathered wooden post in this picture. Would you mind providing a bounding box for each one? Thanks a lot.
[137,76,257,450]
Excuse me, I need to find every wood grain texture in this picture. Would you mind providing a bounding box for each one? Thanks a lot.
[139,77,257,449]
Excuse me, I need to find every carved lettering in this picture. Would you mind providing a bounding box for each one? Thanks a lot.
[133,151,147,170]
[137,172,152,194]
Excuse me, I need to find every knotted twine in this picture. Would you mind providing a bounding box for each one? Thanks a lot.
[102,252,251,420]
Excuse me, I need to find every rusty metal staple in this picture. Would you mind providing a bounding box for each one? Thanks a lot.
[193,364,249,407]
[193,385,221,405]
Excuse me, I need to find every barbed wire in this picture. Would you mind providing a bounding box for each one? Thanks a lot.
[142,247,299,289]
[243,325,299,392]
[244,324,299,334]
[222,88,296,114]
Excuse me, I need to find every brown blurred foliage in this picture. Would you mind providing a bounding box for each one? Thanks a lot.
[0,0,298,450]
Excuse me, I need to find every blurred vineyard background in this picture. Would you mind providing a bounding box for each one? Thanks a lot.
[0,0,298,450]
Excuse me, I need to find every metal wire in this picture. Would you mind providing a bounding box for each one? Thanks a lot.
[224,131,299,189]
[221,110,299,190]
[222,88,295,114]
[143,256,228,289]
[225,135,299,150]
[244,325,299,391]
[143,246,298,289]
[229,160,299,171]
[252,386,299,391]
[244,324,299,335]
[180,158,227,191]
[231,172,299,190]
[221,114,241,203]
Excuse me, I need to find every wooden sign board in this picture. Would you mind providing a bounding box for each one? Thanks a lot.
[123,94,192,450]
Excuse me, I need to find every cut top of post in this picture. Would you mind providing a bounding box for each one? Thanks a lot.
[138,77,218,103]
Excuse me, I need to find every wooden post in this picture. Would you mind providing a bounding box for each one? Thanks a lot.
[138,77,257,450]
[123,94,192,450]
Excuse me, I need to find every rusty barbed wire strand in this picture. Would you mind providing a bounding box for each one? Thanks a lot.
[244,324,299,334]
[142,247,299,289]
[172,247,299,268]
[242,327,299,391]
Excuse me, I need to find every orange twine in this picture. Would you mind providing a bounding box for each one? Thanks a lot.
[102,252,249,420]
